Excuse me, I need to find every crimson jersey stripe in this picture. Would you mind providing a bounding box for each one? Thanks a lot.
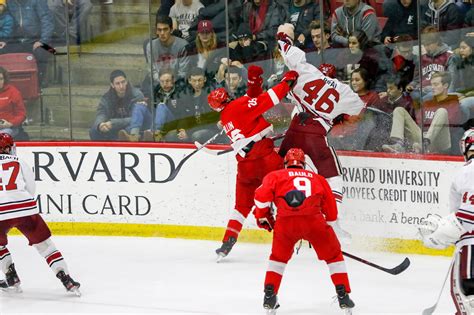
[0,248,10,260]
[46,251,63,266]
[0,199,37,212]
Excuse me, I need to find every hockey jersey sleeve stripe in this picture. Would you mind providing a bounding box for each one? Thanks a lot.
[268,259,287,275]
[327,261,347,275]
[0,199,37,212]
[255,200,272,209]
[267,88,280,106]
[457,211,474,222]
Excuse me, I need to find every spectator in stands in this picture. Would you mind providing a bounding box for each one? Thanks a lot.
[454,35,474,128]
[330,0,381,47]
[139,68,186,142]
[169,0,203,41]
[49,0,93,45]
[281,0,322,46]
[421,0,463,47]
[390,35,417,89]
[90,70,145,141]
[382,71,464,154]
[5,0,55,87]
[177,67,221,143]
[215,65,246,98]
[242,0,283,46]
[156,0,174,16]
[381,0,418,44]
[364,75,415,150]
[350,67,380,107]
[376,75,415,116]
[187,20,226,84]
[229,24,269,67]
[0,0,13,53]
[186,0,242,43]
[305,19,340,67]
[329,68,379,150]
[465,4,474,37]
[406,26,458,99]
[0,67,26,137]
[144,15,189,97]
[337,30,392,92]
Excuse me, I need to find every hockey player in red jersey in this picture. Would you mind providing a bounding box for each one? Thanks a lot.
[275,23,366,242]
[208,65,298,261]
[254,148,354,313]
[0,133,80,295]
[419,128,474,314]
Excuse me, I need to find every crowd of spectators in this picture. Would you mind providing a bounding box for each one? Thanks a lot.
[0,0,473,156]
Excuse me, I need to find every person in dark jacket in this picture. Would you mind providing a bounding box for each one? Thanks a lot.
[281,0,323,46]
[90,70,145,141]
[242,0,283,47]
[5,0,55,86]
[330,0,381,47]
[0,0,13,53]
[381,0,418,45]
[421,0,463,47]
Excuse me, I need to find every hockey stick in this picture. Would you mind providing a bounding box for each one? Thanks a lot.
[422,255,455,315]
[342,251,411,275]
[160,130,223,183]
[194,133,286,156]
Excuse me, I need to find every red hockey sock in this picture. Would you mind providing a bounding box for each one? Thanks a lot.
[264,271,283,294]
[331,272,351,293]
[222,220,243,242]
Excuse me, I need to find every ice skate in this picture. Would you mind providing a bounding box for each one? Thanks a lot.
[263,284,280,315]
[336,285,354,314]
[56,271,81,296]
[0,264,22,293]
[215,237,236,263]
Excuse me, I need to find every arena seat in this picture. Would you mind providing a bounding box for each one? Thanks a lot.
[0,53,40,101]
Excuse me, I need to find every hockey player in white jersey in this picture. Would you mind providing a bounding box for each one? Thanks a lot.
[275,23,365,242]
[0,133,80,295]
[419,128,474,314]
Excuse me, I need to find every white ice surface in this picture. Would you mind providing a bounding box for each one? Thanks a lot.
[0,236,455,314]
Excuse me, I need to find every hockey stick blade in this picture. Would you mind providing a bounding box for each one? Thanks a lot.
[195,133,286,156]
[342,251,411,275]
[422,256,455,315]
[160,131,223,183]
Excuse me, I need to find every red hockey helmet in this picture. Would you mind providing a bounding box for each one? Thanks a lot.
[0,133,15,155]
[318,63,336,79]
[460,128,474,161]
[284,148,305,168]
[208,88,230,112]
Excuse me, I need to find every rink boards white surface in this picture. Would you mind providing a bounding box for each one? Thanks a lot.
[0,236,456,314]
[14,143,465,255]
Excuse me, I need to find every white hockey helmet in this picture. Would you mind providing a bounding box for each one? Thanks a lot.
[460,128,474,161]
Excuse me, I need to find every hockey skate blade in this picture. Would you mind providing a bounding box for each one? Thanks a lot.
[0,281,22,293]
[343,308,353,315]
[266,309,277,315]
[216,253,226,263]
[69,287,81,297]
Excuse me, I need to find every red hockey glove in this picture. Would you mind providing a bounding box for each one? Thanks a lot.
[247,65,264,98]
[254,206,275,232]
[248,65,264,86]
[276,32,293,46]
[281,70,299,89]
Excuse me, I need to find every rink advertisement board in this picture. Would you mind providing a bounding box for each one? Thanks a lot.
[15,143,464,247]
